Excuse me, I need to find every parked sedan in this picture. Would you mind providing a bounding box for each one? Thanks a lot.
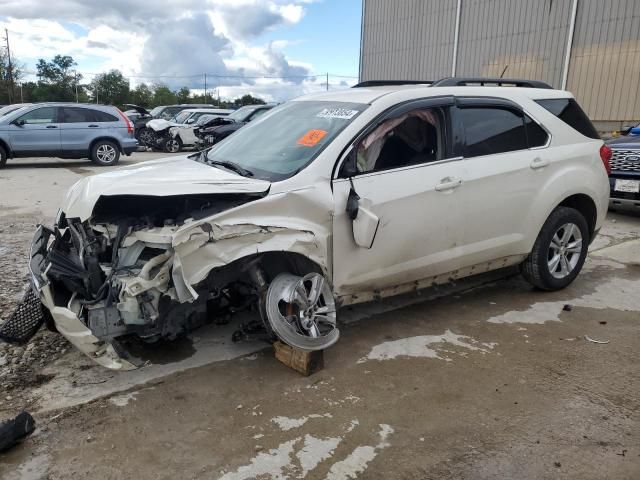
[0,103,137,167]
[607,135,640,211]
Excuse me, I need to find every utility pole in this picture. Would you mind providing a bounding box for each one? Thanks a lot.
[19,83,23,102]
[204,73,207,103]
[74,70,79,103]
[4,29,14,103]
[326,72,329,91]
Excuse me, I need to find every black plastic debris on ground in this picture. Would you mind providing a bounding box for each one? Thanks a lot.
[0,411,36,452]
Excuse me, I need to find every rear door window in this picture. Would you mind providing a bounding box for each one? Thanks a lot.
[460,107,528,157]
[62,107,95,123]
[525,115,549,148]
[535,98,599,139]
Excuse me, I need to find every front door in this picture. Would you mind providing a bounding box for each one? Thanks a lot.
[331,99,467,298]
[9,106,61,155]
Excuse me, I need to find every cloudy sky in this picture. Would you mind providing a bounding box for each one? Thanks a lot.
[0,0,362,101]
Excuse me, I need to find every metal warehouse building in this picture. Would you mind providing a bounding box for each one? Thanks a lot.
[359,0,640,131]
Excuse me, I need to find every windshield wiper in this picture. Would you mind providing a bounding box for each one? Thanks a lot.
[207,159,254,177]
[190,150,254,177]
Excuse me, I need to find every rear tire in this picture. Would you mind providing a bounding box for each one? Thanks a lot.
[91,140,120,166]
[521,206,589,291]
[0,145,6,169]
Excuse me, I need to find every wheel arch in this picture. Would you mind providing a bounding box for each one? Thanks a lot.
[89,136,123,154]
[0,138,12,158]
[556,193,597,240]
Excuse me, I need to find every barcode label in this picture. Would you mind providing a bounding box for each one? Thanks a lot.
[316,108,359,120]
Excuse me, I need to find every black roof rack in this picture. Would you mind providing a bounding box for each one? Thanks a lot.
[431,77,553,89]
[353,80,433,88]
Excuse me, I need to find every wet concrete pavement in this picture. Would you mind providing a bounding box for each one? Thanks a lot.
[0,154,639,479]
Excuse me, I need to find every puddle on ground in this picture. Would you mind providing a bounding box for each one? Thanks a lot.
[358,330,497,363]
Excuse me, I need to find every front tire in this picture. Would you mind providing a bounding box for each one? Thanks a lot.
[0,145,7,169]
[91,140,120,166]
[164,137,183,153]
[521,206,589,291]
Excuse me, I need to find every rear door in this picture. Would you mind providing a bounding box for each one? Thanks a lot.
[8,106,61,155]
[453,98,550,267]
[60,107,98,154]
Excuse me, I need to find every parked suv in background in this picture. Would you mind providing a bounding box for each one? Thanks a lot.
[606,134,640,211]
[1,78,609,370]
[0,103,137,168]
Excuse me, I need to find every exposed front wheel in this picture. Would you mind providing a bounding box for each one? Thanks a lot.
[521,206,589,291]
[264,272,339,351]
[91,140,120,166]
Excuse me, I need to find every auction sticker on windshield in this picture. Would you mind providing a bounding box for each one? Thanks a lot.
[297,129,328,147]
[316,108,359,120]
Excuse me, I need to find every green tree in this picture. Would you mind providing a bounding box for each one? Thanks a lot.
[152,84,177,106]
[90,69,130,106]
[33,55,80,101]
[131,83,153,107]
[175,86,191,104]
[232,94,266,107]
[0,49,23,104]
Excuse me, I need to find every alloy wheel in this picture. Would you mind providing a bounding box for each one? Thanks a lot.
[547,222,583,279]
[96,144,117,164]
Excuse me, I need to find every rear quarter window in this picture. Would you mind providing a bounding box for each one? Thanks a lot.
[93,110,118,122]
[535,98,599,139]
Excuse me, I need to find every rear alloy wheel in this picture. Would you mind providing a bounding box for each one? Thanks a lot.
[164,137,183,153]
[0,145,7,169]
[521,206,589,291]
[264,272,339,351]
[91,140,120,166]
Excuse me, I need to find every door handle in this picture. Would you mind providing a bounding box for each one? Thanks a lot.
[88,124,99,128]
[530,157,550,169]
[46,125,58,129]
[435,177,462,192]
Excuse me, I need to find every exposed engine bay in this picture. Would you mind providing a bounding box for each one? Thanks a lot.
[0,186,339,370]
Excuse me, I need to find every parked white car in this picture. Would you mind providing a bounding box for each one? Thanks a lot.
[2,78,610,370]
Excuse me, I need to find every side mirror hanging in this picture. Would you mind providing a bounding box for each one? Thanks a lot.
[346,177,360,220]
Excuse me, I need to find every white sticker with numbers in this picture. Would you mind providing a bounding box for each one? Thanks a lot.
[316,108,359,120]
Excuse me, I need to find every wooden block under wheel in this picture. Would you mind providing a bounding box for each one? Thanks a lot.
[273,341,324,376]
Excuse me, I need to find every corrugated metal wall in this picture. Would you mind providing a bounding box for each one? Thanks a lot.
[455,0,572,88]
[360,0,458,81]
[360,0,640,123]
[566,0,640,123]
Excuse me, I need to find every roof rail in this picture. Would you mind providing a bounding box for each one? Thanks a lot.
[431,77,553,89]
[353,80,433,88]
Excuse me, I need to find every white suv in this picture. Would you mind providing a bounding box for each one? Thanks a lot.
[2,78,610,370]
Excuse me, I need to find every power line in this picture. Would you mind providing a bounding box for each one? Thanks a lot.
[18,69,358,81]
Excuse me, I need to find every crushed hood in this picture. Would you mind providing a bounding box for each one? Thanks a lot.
[62,156,271,220]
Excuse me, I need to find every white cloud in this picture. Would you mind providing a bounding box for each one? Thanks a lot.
[0,0,319,100]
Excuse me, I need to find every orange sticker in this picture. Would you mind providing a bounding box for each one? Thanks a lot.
[297,129,328,147]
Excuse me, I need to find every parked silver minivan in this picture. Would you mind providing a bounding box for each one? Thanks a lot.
[0,103,138,168]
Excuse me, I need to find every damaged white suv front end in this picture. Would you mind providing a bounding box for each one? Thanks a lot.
[5,99,363,369]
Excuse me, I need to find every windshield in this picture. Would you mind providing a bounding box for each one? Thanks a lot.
[0,104,28,116]
[205,101,367,181]
[228,106,258,122]
[149,106,163,117]
[173,111,192,123]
